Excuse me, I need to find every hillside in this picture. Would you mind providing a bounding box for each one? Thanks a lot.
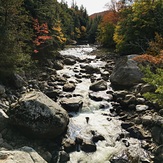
[89,10,109,19]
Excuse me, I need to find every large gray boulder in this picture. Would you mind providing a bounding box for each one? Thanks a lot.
[110,55,143,87]
[0,146,47,163]
[7,91,69,139]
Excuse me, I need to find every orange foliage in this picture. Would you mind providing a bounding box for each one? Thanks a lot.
[33,19,52,53]
[101,11,119,25]
[133,53,163,65]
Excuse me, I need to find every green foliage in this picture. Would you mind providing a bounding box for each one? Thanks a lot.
[0,0,32,79]
[147,33,163,56]
[97,22,115,47]
[87,16,102,43]
[114,0,163,54]
[142,66,163,108]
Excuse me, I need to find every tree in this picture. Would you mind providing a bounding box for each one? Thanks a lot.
[97,11,119,48]
[133,33,163,108]
[0,0,31,79]
[114,0,163,54]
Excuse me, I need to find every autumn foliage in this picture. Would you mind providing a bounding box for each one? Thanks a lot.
[101,11,119,25]
[33,19,52,53]
[134,53,163,66]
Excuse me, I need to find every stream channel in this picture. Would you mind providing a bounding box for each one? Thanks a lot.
[57,45,151,163]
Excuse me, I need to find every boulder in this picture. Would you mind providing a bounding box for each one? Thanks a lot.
[140,83,155,94]
[89,80,107,92]
[136,105,149,112]
[0,85,5,95]
[53,61,64,70]
[63,82,76,92]
[12,73,27,88]
[84,65,100,74]
[64,58,76,65]
[110,55,143,87]
[0,146,47,163]
[7,91,69,139]
[0,109,8,131]
[154,145,163,163]
[60,97,83,112]
[89,91,113,101]
[81,140,97,152]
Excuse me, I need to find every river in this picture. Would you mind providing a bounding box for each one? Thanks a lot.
[57,45,151,163]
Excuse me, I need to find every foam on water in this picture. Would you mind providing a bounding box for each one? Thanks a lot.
[57,45,151,163]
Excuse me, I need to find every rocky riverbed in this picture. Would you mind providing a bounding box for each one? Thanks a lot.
[0,45,163,163]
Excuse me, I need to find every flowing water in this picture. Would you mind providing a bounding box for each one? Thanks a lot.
[58,45,151,163]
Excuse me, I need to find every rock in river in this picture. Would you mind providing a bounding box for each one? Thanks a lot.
[7,91,69,139]
[60,97,83,112]
[89,80,107,92]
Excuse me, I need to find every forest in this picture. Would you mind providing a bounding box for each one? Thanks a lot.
[0,1,163,162]
[0,0,163,106]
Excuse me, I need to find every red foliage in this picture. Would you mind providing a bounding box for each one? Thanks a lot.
[33,19,52,52]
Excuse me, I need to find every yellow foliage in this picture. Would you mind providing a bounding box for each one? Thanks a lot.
[81,26,86,32]
[113,25,124,44]
[52,20,67,44]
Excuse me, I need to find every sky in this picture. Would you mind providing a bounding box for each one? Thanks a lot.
[57,0,110,15]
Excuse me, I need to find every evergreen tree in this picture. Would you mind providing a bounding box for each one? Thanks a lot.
[0,0,31,79]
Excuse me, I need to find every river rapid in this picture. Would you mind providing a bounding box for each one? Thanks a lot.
[57,45,152,163]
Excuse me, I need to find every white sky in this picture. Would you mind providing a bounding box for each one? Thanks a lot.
[57,0,110,15]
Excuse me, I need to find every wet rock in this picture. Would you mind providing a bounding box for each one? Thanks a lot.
[159,109,163,116]
[89,91,113,101]
[101,71,110,81]
[12,73,27,88]
[0,85,5,95]
[113,90,129,100]
[122,139,130,147]
[45,90,61,100]
[63,82,76,92]
[140,83,155,94]
[41,151,52,163]
[81,140,96,152]
[7,91,69,139]
[63,138,76,153]
[58,150,70,163]
[127,104,136,110]
[60,97,83,112]
[127,126,150,139]
[40,72,49,80]
[136,105,149,112]
[124,94,136,104]
[84,65,100,74]
[0,146,47,163]
[153,115,163,127]
[92,134,105,143]
[64,58,76,65]
[121,122,134,130]
[141,115,153,126]
[89,80,107,92]
[110,55,143,87]
[152,126,163,144]
[154,145,163,163]
[137,97,146,104]
[75,137,83,145]
[53,61,64,70]
[0,109,9,132]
